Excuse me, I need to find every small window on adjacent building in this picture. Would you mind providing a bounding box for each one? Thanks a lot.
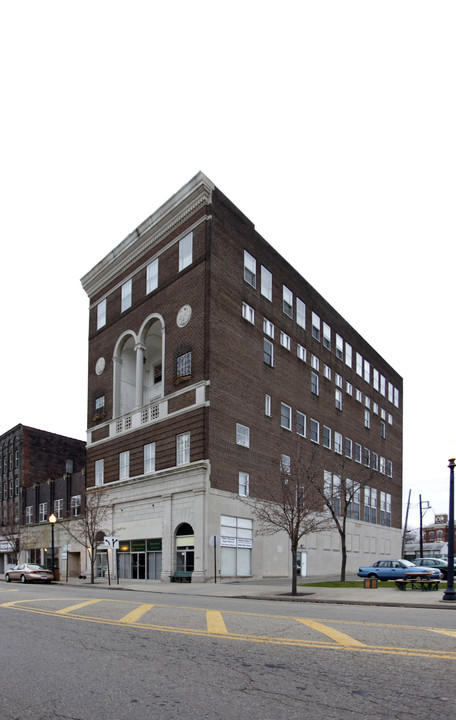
[335,334,344,360]
[311,372,319,396]
[345,437,353,459]
[97,299,106,330]
[310,419,320,444]
[121,279,132,312]
[25,506,33,524]
[119,451,130,480]
[263,318,274,338]
[280,403,292,431]
[144,443,156,474]
[179,232,193,271]
[146,258,159,294]
[265,394,272,417]
[54,498,63,520]
[95,459,104,486]
[261,266,272,300]
[39,502,48,523]
[354,443,362,463]
[296,298,306,329]
[177,432,191,464]
[242,302,255,324]
[264,338,274,367]
[283,286,293,318]
[297,344,306,362]
[334,432,343,454]
[322,425,331,449]
[239,471,250,497]
[236,424,250,448]
[71,495,82,517]
[280,331,291,350]
[296,411,306,437]
[323,322,331,350]
[312,312,321,341]
[280,454,291,475]
[176,351,192,378]
[345,343,352,368]
[244,250,256,287]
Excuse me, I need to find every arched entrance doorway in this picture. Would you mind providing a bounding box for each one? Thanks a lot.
[175,523,194,572]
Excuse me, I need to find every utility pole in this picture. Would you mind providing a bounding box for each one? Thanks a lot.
[419,496,431,557]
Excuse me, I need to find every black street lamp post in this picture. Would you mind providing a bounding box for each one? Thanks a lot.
[443,458,455,602]
[49,513,57,577]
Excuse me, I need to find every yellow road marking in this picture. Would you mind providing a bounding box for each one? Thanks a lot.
[206,610,228,634]
[55,599,104,615]
[296,618,366,647]
[427,628,456,639]
[118,603,155,624]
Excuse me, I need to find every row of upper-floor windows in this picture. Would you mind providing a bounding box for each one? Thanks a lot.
[1,477,20,500]
[24,496,82,524]
[243,251,400,408]
[0,449,19,474]
[96,232,193,330]
[93,432,190,485]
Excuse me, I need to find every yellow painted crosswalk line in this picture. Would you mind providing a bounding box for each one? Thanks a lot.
[206,610,228,634]
[55,599,104,615]
[427,628,456,639]
[118,604,155,624]
[296,618,366,647]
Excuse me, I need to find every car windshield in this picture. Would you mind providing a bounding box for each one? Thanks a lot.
[401,560,415,567]
[28,564,47,571]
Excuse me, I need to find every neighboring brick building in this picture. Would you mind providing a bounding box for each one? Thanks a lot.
[81,172,403,582]
[0,424,86,572]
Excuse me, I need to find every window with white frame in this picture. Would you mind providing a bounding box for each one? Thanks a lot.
[311,312,321,341]
[176,351,192,377]
[356,352,363,376]
[261,266,272,300]
[296,298,306,328]
[95,459,104,486]
[239,471,250,497]
[380,456,386,474]
[263,338,274,366]
[373,368,379,391]
[179,232,193,271]
[364,409,370,429]
[364,447,370,467]
[345,342,352,368]
[335,388,343,411]
[324,365,331,380]
[311,372,319,396]
[335,334,344,360]
[121,279,132,312]
[310,418,320,443]
[146,258,158,294]
[296,411,306,437]
[283,286,293,318]
[373,402,379,414]
[39,502,48,523]
[394,388,400,408]
[97,299,106,330]
[387,460,393,478]
[365,396,371,409]
[265,394,272,417]
[280,454,291,475]
[364,360,371,384]
[372,452,379,471]
[71,495,81,517]
[388,382,394,403]
[322,425,331,449]
[280,403,292,431]
[242,302,255,324]
[323,322,331,349]
[280,331,291,350]
[334,431,343,454]
[356,389,363,402]
[311,354,319,371]
[345,437,353,459]
[388,413,393,425]
[381,420,386,439]
[236,424,250,448]
[244,250,256,287]
[263,318,274,338]
[380,491,391,526]
[380,375,386,396]
[354,443,362,463]
[177,432,190,464]
[335,373,343,388]
[346,381,353,396]
[324,471,341,515]
[119,451,130,480]
[54,498,63,520]
[25,506,33,524]
[144,443,156,473]
[297,344,306,362]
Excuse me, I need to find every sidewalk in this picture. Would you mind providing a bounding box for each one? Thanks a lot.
[45,575,456,609]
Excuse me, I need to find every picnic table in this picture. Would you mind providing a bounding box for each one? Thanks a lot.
[394,576,440,592]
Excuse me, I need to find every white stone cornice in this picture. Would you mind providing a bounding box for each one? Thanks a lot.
[81,172,214,298]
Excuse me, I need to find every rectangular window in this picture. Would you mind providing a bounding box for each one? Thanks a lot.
[381,420,386,439]
[95,395,105,413]
[121,279,132,312]
[244,250,256,287]
[373,368,380,391]
[15,450,19,468]
[39,502,48,523]
[387,460,393,478]
[119,451,130,480]
[335,334,344,360]
[311,354,319,370]
[364,360,371,384]
[242,302,255,324]
[335,373,343,388]
[394,388,400,408]
[297,344,306,362]
[25,506,33,524]
[296,411,306,437]
[364,409,370,429]
[311,312,321,341]
[236,424,250,448]
[260,266,272,300]
[345,437,353,459]
[71,495,81,516]
[179,232,193,271]
[263,338,274,366]
[388,382,394,403]
[345,343,352,368]
[324,365,331,380]
[97,299,106,330]
[356,352,363,376]
[346,381,353,396]
[380,375,386,396]
[265,394,272,417]
[146,259,158,294]
[364,447,371,467]
[310,418,320,444]
[280,331,291,350]
[263,318,274,338]
[54,498,63,520]
[9,479,13,498]
[354,443,362,463]
[322,425,331,449]
[311,372,319,396]
[280,402,292,431]
[144,443,156,474]
[177,432,191,464]
[335,389,343,411]
[14,477,19,495]
[239,471,249,497]
[323,322,331,349]
[280,454,291,475]
[371,488,378,523]
[176,351,192,377]
[356,389,363,402]
[334,431,343,454]
[283,286,293,318]
[372,452,379,471]
[95,459,104,486]
[296,298,306,328]
[380,456,386,474]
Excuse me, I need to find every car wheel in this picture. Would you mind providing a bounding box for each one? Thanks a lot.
[20,575,27,584]
[368,573,378,579]
[5,574,11,582]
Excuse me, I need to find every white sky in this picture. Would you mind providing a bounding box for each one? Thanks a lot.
[1,2,454,530]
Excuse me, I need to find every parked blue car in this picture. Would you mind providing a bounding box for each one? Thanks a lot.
[357,559,441,581]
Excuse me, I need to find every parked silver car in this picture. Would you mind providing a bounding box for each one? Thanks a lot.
[5,563,54,584]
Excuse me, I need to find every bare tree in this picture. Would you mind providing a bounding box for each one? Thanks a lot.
[243,448,332,595]
[1,519,21,564]
[59,488,111,583]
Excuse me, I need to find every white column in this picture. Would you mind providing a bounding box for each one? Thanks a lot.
[134,343,146,409]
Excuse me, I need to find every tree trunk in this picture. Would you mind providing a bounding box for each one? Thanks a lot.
[291,544,298,595]
[340,540,347,582]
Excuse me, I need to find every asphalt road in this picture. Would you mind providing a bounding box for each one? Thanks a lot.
[1,582,455,720]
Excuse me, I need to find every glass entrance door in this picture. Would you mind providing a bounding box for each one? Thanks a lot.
[131,552,146,580]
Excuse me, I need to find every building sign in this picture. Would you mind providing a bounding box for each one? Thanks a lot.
[220,536,252,548]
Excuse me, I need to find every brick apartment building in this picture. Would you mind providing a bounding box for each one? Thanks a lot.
[81,172,403,582]
[0,424,86,572]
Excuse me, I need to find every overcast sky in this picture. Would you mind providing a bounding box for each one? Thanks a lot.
[1,2,454,529]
